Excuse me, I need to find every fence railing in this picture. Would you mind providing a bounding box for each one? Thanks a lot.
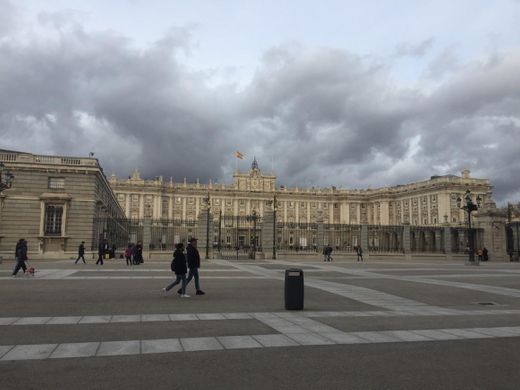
[92,217,479,257]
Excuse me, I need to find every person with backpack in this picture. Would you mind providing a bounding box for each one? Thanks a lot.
[163,243,189,298]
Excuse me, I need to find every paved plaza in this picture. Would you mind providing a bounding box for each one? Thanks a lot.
[2,258,520,389]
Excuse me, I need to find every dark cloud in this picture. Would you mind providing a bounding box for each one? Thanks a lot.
[0,4,519,204]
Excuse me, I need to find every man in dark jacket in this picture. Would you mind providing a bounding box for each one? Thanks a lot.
[12,238,28,276]
[96,239,107,265]
[180,237,205,295]
[75,241,86,264]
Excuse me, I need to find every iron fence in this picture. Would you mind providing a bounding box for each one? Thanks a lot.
[410,226,444,253]
[368,225,404,253]
[277,222,318,254]
[91,218,141,252]
[506,223,520,260]
[217,215,262,260]
[149,219,197,251]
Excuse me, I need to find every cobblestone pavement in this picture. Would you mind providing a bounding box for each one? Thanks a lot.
[2,258,520,389]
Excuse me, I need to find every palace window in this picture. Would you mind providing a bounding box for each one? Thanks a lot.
[48,177,65,189]
[44,204,63,235]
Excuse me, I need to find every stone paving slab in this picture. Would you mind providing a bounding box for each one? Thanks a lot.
[0,345,14,359]
[252,334,299,347]
[141,314,170,322]
[381,330,434,342]
[13,317,51,325]
[442,329,493,339]
[285,332,336,346]
[141,339,183,354]
[79,316,112,324]
[50,342,99,359]
[217,335,263,349]
[97,340,140,356]
[111,315,141,323]
[0,317,19,325]
[47,316,82,325]
[169,314,198,321]
[2,344,57,360]
[180,337,223,352]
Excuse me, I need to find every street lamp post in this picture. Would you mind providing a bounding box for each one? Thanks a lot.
[203,193,210,259]
[457,189,482,265]
[0,162,15,193]
[251,210,257,260]
[217,209,222,254]
[266,193,277,259]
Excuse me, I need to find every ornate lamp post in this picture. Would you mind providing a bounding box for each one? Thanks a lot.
[202,193,211,259]
[457,189,482,264]
[0,162,15,193]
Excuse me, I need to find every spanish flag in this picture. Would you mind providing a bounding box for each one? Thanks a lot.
[235,151,244,159]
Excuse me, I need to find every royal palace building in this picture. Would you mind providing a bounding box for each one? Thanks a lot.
[110,158,492,227]
[1,150,515,261]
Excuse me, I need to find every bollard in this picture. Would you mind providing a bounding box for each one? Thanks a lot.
[284,269,304,310]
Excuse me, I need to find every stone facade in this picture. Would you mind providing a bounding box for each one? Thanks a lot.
[0,150,125,259]
[110,160,491,227]
[0,151,512,261]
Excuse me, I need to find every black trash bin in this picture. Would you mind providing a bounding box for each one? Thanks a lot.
[285,268,304,310]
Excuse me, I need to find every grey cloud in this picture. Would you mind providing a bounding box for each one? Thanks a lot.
[394,38,435,58]
[426,46,460,79]
[0,8,519,204]
[0,0,17,37]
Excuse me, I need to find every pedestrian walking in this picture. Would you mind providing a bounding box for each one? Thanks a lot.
[477,248,483,262]
[12,239,28,276]
[96,239,107,265]
[134,241,143,264]
[124,244,133,266]
[163,243,189,298]
[327,245,333,262]
[179,237,205,295]
[356,245,364,262]
[482,247,489,261]
[75,241,86,264]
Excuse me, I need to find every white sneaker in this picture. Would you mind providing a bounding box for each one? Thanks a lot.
[180,294,190,298]
[162,288,168,297]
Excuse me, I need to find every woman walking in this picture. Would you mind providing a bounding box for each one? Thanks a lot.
[163,243,189,298]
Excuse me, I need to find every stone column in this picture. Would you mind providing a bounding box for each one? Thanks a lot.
[361,224,369,260]
[262,209,275,259]
[435,229,442,253]
[142,218,151,260]
[317,212,324,256]
[512,223,520,262]
[197,210,213,259]
[443,225,452,260]
[475,204,509,262]
[402,223,411,260]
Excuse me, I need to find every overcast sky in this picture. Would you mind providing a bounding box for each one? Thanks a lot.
[1,0,519,204]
